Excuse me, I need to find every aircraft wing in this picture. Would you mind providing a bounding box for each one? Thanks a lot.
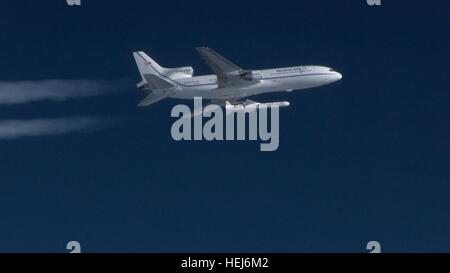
[196,47,243,88]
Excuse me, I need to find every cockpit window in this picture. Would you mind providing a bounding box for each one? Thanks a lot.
[329,68,335,72]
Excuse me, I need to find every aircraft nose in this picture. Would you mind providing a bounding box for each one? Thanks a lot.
[328,68,342,82]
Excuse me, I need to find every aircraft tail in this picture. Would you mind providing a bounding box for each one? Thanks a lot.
[133,51,166,81]
[133,51,175,107]
[133,51,194,82]
[133,51,195,107]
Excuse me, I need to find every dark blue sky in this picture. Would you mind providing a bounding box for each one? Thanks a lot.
[0,0,448,252]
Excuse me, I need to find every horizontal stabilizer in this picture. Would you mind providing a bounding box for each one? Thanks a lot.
[137,93,167,107]
[143,74,176,90]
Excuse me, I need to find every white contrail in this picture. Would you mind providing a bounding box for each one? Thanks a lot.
[0,117,109,140]
[0,79,126,105]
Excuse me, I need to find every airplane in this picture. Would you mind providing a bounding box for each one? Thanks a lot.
[132,47,342,109]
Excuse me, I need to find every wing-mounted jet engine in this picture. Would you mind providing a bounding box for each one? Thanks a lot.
[239,70,263,82]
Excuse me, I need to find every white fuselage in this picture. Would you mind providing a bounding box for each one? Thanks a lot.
[154,65,342,100]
